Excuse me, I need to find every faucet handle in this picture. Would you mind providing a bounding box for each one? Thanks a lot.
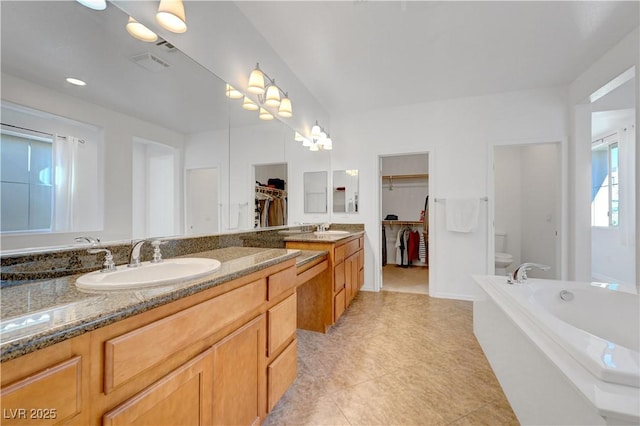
[150,240,167,263]
[88,248,116,273]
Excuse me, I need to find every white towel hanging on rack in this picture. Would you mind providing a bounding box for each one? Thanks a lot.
[445,198,480,233]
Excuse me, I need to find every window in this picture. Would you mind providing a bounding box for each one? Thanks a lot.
[1,130,53,232]
[591,135,619,227]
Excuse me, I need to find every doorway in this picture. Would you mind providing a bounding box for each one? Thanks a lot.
[254,163,288,228]
[379,153,429,294]
[493,143,561,279]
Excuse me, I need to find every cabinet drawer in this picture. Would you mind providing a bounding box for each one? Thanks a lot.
[104,278,266,393]
[334,244,346,264]
[344,239,360,258]
[1,356,81,425]
[268,293,297,357]
[267,339,297,412]
[334,262,345,292]
[268,266,296,300]
[334,288,346,322]
[103,348,213,426]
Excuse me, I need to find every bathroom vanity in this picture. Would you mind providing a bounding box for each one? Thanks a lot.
[285,231,365,332]
[0,247,309,426]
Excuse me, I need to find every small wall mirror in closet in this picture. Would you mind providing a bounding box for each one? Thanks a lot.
[332,170,359,213]
[303,171,327,213]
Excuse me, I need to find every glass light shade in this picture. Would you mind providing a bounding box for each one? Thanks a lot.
[225,84,243,99]
[310,122,321,138]
[278,96,293,118]
[242,96,259,111]
[264,84,281,107]
[302,137,312,147]
[323,136,333,150]
[126,17,158,42]
[76,0,106,10]
[259,107,274,120]
[156,0,187,33]
[309,143,319,151]
[294,132,304,142]
[247,66,265,95]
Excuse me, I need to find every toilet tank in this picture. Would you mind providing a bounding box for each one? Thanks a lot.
[495,233,507,252]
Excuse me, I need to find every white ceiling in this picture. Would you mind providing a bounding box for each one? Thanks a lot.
[235,1,640,116]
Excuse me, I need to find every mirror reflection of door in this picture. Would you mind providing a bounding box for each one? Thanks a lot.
[590,70,636,286]
[186,167,218,235]
[132,137,178,239]
[494,143,560,279]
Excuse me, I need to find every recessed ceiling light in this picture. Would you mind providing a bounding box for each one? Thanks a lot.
[66,77,87,86]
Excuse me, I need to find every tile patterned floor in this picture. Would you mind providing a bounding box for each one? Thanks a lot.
[264,291,519,426]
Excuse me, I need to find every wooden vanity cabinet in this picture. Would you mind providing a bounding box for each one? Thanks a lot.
[1,258,298,426]
[286,233,364,330]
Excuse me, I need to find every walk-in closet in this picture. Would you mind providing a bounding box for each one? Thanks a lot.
[254,163,287,228]
[380,154,429,294]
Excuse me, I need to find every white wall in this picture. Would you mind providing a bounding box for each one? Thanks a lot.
[333,87,568,298]
[1,73,185,250]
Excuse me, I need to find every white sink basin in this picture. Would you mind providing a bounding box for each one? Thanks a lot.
[76,258,222,291]
[313,230,350,236]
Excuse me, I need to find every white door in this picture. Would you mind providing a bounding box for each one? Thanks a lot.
[186,168,218,235]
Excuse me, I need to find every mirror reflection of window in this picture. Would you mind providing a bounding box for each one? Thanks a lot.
[1,102,103,234]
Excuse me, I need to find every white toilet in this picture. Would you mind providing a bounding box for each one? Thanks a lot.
[495,233,513,276]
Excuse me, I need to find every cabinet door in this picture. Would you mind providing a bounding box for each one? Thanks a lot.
[103,349,213,426]
[212,314,266,426]
[345,253,359,306]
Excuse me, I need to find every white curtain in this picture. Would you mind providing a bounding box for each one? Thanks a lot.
[53,135,80,231]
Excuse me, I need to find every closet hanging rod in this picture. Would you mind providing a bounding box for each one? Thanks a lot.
[381,174,429,180]
[255,185,287,197]
[433,197,488,203]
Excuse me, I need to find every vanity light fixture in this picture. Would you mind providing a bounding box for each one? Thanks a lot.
[225,84,243,99]
[66,77,87,86]
[156,0,187,34]
[246,63,293,117]
[76,0,106,10]
[259,107,274,121]
[126,16,158,42]
[295,121,334,151]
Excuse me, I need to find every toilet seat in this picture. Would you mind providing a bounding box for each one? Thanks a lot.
[495,252,512,262]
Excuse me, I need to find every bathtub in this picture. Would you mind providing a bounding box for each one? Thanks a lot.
[473,275,640,425]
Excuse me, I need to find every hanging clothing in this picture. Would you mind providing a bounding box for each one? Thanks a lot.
[419,232,427,263]
[382,224,387,266]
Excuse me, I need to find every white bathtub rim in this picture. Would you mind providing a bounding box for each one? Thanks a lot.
[487,277,640,388]
[474,275,640,424]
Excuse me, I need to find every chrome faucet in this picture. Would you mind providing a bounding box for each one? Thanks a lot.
[88,248,116,272]
[316,223,331,232]
[128,240,147,267]
[508,263,550,284]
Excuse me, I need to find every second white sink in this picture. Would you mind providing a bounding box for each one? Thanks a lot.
[76,258,222,291]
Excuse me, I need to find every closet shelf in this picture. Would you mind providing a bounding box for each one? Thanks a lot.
[381,174,428,180]
[382,220,424,225]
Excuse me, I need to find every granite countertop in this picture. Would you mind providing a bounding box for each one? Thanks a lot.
[283,230,364,243]
[0,247,320,362]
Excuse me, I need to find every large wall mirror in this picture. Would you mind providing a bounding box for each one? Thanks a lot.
[0,1,293,252]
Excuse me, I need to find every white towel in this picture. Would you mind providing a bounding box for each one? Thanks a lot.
[445,198,480,233]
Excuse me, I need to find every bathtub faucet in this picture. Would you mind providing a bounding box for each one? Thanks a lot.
[508,263,550,284]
